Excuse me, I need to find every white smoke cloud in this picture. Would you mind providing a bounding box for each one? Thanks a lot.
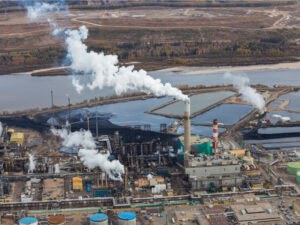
[51,127,96,149]
[24,1,187,101]
[28,154,36,173]
[272,114,290,121]
[65,26,188,101]
[224,72,265,112]
[51,127,124,180]
[54,164,60,173]
[72,77,84,94]
[27,2,59,20]
[78,149,124,180]
[147,174,153,180]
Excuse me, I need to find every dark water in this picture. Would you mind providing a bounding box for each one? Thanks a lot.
[54,97,178,131]
[280,91,300,110]
[176,125,226,137]
[1,68,300,112]
[262,142,300,148]
[267,100,283,108]
[191,104,254,125]
[149,68,300,87]
[258,127,300,135]
[245,137,300,144]
[153,91,234,116]
[265,110,300,123]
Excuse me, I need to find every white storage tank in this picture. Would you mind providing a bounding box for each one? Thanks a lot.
[117,212,136,225]
[19,217,38,225]
[89,213,108,225]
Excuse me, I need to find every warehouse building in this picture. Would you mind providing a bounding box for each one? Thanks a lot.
[231,203,280,224]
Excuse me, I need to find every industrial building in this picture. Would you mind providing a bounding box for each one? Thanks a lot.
[231,203,280,224]
[185,154,242,190]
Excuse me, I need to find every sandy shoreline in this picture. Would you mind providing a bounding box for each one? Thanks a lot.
[184,61,300,75]
[9,61,300,76]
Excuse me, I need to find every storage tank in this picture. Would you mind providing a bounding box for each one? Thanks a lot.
[19,217,38,225]
[268,153,274,161]
[89,213,108,225]
[117,212,136,225]
[296,171,300,184]
[48,215,66,225]
[287,162,300,175]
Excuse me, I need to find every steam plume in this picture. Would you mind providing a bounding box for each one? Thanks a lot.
[28,154,36,173]
[224,72,265,112]
[78,149,124,180]
[24,1,187,101]
[51,128,124,180]
[65,26,188,101]
[27,2,59,19]
[272,114,290,121]
[51,128,96,149]
[54,164,60,173]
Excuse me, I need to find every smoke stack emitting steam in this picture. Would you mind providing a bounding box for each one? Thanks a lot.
[28,154,36,174]
[65,26,188,101]
[184,99,191,167]
[224,72,265,112]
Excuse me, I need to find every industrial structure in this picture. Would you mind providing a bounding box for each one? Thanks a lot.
[0,86,300,225]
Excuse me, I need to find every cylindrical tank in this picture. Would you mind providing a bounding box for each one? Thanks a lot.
[268,153,274,161]
[48,215,66,225]
[287,162,300,175]
[117,212,136,225]
[19,217,38,225]
[89,213,108,225]
[296,171,300,184]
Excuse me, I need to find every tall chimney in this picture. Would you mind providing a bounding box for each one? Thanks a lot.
[184,99,191,167]
[86,111,90,131]
[212,119,218,154]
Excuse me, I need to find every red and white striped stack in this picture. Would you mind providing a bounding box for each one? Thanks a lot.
[212,119,218,154]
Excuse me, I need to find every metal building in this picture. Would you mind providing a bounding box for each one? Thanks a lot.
[185,154,242,190]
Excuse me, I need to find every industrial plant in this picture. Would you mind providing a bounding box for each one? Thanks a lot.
[1,0,300,225]
[1,80,300,225]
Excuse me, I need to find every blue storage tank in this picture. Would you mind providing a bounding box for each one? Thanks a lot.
[117,212,136,225]
[19,217,38,225]
[87,183,91,192]
[89,213,108,225]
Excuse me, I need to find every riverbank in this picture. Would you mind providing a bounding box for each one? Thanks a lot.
[8,57,300,77]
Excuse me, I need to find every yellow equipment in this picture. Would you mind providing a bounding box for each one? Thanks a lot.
[72,177,83,191]
[10,132,24,145]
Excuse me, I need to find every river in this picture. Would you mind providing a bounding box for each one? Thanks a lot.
[0,68,299,112]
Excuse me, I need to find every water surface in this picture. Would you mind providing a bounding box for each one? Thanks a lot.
[191,104,254,125]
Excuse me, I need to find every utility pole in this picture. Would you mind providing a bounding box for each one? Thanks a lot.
[51,90,54,108]
[66,94,71,131]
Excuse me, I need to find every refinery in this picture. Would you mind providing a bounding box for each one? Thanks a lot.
[1,0,300,225]
[1,83,300,225]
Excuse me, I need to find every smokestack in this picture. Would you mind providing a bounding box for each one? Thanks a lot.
[184,99,191,167]
[86,111,90,131]
[213,119,218,154]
